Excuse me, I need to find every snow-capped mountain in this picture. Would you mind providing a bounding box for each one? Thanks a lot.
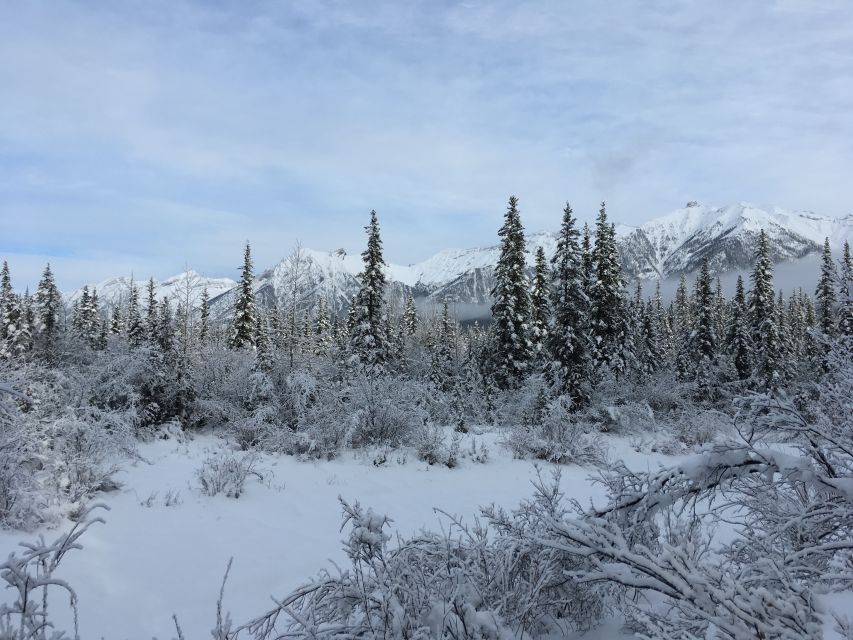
[70,202,852,316]
[616,201,853,279]
[67,271,237,309]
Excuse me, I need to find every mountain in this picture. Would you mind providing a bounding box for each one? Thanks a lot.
[67,271,237,309]
[616,201,853,279]
[69,202,853,316]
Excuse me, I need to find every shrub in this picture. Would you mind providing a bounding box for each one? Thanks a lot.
[196,449,264,498]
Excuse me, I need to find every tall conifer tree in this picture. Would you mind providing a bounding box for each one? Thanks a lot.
[349,210,389,368]
[489,196,532,388]
[230,242,257,349]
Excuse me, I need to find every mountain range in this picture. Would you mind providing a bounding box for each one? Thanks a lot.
[70,202,853,316]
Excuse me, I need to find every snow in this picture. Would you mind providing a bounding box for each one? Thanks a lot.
[0,432,664,638]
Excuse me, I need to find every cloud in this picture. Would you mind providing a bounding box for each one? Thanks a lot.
[1,0,851,290]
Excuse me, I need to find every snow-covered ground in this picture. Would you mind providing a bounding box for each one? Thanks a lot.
[0,430,664,639]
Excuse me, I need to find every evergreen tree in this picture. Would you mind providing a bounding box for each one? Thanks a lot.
[530,246,549,359]
[0,294,29,360]
[145,278,158,343]
[815,237,836,335]
[580,223,594,297]
[546,203,590,404]
[489,196,532,388]
[726,275,751,380]
[839,240,853,336]
[673,274,693,381]
[110,305,122,335]
[126,281,145,347]
[349,210,389,368]
[199,287,210,344]
[255,313,274,372]
[692,258,717,394]
[749,230,782,389]
[34,263,62,359]
[402,291,418,336]
[230,242,257,349]
[589,203,625,372]
[0,261,12,343]
[157,297,174,353]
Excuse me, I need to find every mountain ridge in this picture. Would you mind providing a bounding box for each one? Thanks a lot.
[69,202,853,314]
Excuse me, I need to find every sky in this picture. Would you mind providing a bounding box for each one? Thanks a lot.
[1,0,852,291]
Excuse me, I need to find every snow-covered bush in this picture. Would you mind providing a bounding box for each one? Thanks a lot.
[345,375,428,449]
[0,504,106,639]
[0,383,50,531]
[49,413,129,502]
[196,449,264,498]
[239,487,608,639]
[508,396,606,465]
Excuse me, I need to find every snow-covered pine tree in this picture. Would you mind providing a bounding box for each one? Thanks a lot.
[126,281,145,347]
[673,274,693,381]
[349,210,389,369]
[230,241,257,350]
[0,261,12,343]
[489,196,532,388]
[749,230,782,389]
[157,297,174,353]
[402,291,418,336]
[546,203,590,404]
[815,237,836,336]
[726,275,752,380]
[692,257,717,395]
[529,246,549,360]
[199,287,210,344]
[589,203,626,373]
[110,305,122,335]
[0,294,29,360]
[34,263,62,359]
[255,312,273,372]
[145,278,158,344]
[580,222,594,297]
[638,298,662,378]
[840,240,853,336]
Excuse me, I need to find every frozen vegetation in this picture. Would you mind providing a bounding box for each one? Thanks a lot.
[0,199,852,638]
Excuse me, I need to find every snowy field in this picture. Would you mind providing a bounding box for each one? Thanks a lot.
[0,430,664,639]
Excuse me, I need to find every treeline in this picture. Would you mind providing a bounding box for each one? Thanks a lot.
[0,197,853,424]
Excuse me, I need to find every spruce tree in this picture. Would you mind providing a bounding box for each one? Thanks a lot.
[489,196,532,388]
[126,282,145,347]
[403,291,418,336]
[230,241,257,349]
[726,275,752,380]
[0,261,12,343]
[34,264,62,359]
[255,313,273,372]
[110,305,122,335]
[673,274,693,381]
[314,297,332,355]
[749,230,781,389]
[157,297,174,353]
[547,203,590,404]
[815,237,836,335]
[529,246,549,359]
[589,203,625,372]
[839,240,853,336]
[692,258,717,394]
[146,278,158,343]
[349,210,389,368]
[199,287,210,344]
